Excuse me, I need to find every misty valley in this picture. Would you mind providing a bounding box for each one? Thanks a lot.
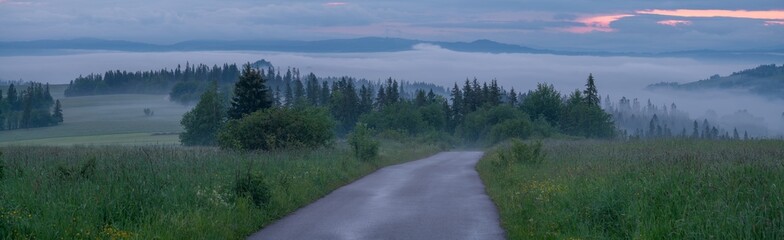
[1,1,784,238]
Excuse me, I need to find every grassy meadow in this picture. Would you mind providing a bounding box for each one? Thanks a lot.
[0,140,440,239]
[478,139,784,239]
[0,84,189,145]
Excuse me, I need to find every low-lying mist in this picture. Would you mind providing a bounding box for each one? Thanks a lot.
[1,45,780,136]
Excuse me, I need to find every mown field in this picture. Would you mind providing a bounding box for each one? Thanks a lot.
[0,140,440,239]
[478,139,784,239]
[0,84,189,145]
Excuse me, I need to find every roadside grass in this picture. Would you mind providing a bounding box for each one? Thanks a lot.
[0,139,439,239]
[478,139,784,239]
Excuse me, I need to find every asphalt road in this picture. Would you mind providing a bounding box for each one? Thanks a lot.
[248,151,505,240]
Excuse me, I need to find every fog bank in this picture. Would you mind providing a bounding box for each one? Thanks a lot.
[0,47,780,136]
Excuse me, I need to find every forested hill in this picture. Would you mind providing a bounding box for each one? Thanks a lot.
[647,64,784,99]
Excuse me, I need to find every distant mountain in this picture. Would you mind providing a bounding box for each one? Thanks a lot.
[1,37,783,60]
[0,37,538,54]
[648,64,784,99]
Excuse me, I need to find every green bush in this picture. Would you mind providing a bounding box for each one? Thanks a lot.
[489,118,533,144]
[218,106,335,150]
[234,172,270,208]
[495,139,544,166]
[348,123,379,162]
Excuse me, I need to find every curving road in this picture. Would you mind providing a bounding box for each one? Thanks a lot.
[248,151,505,240]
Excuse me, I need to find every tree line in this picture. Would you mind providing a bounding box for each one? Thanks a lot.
[63,59,449,106]
[0,83,63,130]
[180,63,616,149]
[64,62,241,102]
[605,95,758,140]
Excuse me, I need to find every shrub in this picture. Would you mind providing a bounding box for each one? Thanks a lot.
[348,123,379,162]
[489,118,533,144]
[218,107,335,150]
[496,139,544,166]
[234,172,270,208]
[180,84,225,146]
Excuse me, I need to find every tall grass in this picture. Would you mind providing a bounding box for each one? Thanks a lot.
[0,140,439,239]
[478,139,784,239]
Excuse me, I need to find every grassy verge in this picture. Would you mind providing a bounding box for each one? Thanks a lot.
[478,139,784,239]
[0,140,440,239]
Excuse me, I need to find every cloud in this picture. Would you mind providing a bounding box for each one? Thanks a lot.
[765,21,784,26]
[562,14,634,33]
[657,20,692,26]
[637,9,784,20]
[324,2,348,7]
[1,1,784,53]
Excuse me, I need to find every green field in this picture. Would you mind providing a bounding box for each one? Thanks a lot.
[0,84,189,145]
[478,139,784,239]
[0,141,440,239]
[0,85,448,239]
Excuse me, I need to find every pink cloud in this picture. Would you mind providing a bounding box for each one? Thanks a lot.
[637,9,784,20]
[562,14,634,33]
[323,2,348,7]
[765,20,784,26]
[657,20,692,26]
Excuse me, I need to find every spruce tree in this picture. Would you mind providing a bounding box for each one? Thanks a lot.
[228,64,272,120]
[376,85,387,109]
[733,128,740,140]
[359,85,373,114]
[414,90,427,107]
[320,81,330,106]
[508,88,518,106]
[584,74,600,106]
[427,89,437,104]
[7,84,17,111]
[450,83,463,122]
[52,99,64,123]
[692,120,699,138]
[293,77,305,104]
[305,73,319,105]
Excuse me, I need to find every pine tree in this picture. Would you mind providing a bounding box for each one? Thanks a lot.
[376,85,387,109]
[7,84,17,111]
[293,76,305,104]
[414,90,427,107]
[450,83,463,124]
[489,80,502,106]
[21,93,32,128]
[228,64,272,119]
[284,77,293,106]
[692,120,699,138]
[508,88,518,106]
[320,81,330,106]
[305,73,319,105]
[359,84,373,114]
[733,128,740,140]
[427,89,437,104]
[52,99,63,123]
[584,73,600,106]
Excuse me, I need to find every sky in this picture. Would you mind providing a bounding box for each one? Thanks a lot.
[1,0,783,52]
